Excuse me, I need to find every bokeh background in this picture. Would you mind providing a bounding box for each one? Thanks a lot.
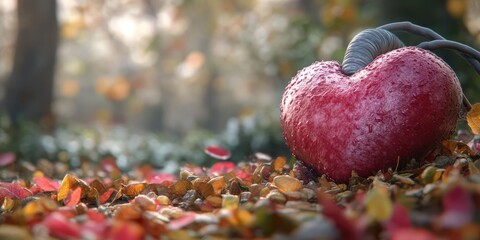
[0,0,479,170]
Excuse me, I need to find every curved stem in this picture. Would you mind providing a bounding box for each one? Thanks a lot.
[378,21,445,40]
[342,29,404,75]
[379,22,480,73]
[417,40,480,63]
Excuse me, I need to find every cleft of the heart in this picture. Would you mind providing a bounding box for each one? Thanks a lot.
[280,47,462,182]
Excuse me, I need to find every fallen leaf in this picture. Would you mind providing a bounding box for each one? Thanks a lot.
[210,161,236,175]
[100,157,120,173]
[122,183,146,198]
[467,103,480,134]
[385,204,411,233]
[365,185,393,221]
[146,172,176,184]
[439,186,473,228]
[0,182,32,200]
[167,212,197,230]
[99,188,116,204]
[204,146,231,160]
[0,152,15,167]
[317,191,356,239]
[113,204,142,221]
[64,187,82,206]
[169,180,192,196]
[442,140,473,156]
[272,156,287,172]
[33,176,60,192]
[42,212,81,239]
[108,221,144,240]
[391,228,437,240]
[58,174,79,201]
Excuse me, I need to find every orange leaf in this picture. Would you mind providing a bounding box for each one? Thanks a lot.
[467,103,480,134]
[122,183,146,199]
[58,174,79,201]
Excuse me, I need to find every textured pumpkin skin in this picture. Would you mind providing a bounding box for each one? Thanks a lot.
[280,47,463,182]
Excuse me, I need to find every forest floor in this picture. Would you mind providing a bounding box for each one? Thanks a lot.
[0,134,479,240]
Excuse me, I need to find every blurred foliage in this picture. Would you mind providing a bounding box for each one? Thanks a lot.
[5,0,479,135]
[0,110,288,173]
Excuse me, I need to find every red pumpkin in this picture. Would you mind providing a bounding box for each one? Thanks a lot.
[280,47,462,182]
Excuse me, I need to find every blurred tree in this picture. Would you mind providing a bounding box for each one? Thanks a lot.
[5,0,58,126]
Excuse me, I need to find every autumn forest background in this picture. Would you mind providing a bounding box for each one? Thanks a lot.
[0,0,479,171]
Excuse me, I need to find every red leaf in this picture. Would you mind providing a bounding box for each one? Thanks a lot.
[0,182,32,200]
[167,212,196,230]
[43,212,81,239]
[146,172,176,184]
[99,188,115,204]
[87,209,106,223]
[236,169,252,182]
[0,152,15,167]
[82,220,108,239]
[100,157,120,173]
[385,204,411,233]
[391,228,437,240]
[317,191,356,240]
[64,187,82,206]
[33,176,60,192]
[210,161,236,175]
[440,186,473,228]
[109,221,144,240]
[204,146,231,160]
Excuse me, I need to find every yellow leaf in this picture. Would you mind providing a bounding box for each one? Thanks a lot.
[222,194,239,209]
[365,186,393,221]
[272,157,287,172]
[467,103,480,134]
[57,174,79,201]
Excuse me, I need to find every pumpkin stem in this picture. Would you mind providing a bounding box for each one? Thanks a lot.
[378,21,444,40]
[341,29,404,76]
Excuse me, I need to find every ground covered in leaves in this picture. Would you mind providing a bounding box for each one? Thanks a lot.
[0,135,480,240]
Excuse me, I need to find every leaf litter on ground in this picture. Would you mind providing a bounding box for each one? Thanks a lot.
[0,136,479,240]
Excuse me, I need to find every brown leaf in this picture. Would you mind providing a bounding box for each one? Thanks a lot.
[170,180,193,196]
[194,181,214,198]
[442,140,473,156]
[467,103,480,134]
[122,183,147,199]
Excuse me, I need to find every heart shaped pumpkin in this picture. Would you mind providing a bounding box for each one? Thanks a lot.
[280,47,462,182]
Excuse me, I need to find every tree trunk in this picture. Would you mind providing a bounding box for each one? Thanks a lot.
[5,0,58,125]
